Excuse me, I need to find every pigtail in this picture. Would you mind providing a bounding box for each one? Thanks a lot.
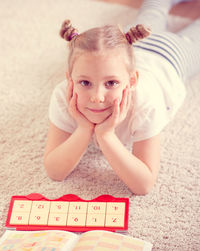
[59,19,79,41]
[125,24,151,44]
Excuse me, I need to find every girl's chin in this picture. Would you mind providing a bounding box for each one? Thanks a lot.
[85,113,111,124]
[79,108,112,124]
[87,116,108,124]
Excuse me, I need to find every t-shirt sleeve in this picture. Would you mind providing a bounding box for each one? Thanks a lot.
[129,73,175,143]
[128,50,186,143]
[130,104,170,142]
[48,81,77,133]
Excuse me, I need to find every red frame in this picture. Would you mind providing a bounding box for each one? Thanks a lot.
[5,193,129,232]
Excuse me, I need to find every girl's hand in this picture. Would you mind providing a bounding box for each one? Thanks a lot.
[67,80,95,132]
[95,86,132,137]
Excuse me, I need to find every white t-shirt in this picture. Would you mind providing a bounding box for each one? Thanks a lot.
[49,49,186,145]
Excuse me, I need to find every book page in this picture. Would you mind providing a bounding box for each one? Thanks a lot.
[0,230,80,251]
[72,230,153,251]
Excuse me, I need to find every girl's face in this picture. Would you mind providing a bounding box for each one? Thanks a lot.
[70,50,137,124]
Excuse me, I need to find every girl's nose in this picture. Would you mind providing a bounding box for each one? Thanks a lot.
[90,90,105,103]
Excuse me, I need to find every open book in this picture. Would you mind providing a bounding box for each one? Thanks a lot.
[0,229,152,251]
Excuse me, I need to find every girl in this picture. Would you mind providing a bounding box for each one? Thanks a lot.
[44,0,200,195]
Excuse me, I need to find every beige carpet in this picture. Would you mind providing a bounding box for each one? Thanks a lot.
[0,0,200,250]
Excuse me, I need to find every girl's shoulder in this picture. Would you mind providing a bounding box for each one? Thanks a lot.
[50,80,69,110]
[52,80,68,97]
[128,68,186,142]
[49,80,76,133]
[134,64,186,117]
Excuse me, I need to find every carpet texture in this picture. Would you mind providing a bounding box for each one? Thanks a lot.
[0,0,199,250]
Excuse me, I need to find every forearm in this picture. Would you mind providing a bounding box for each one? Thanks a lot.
[96,132,155,195]
[44,127,93,181]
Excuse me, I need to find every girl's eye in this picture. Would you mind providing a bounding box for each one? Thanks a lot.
[105,81,119,88]
[79,80,91,87]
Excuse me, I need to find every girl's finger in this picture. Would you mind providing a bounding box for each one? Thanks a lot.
[111,98,120,123]
[127,88,132,109]
[125,88,130,107]
[66,79,73,104]
[70,93,78,112]
[119,88,125,111]
[120,87,128,113]
[69,93,83,119]
[125,87,130,108]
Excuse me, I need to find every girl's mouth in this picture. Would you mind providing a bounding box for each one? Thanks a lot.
[87,107,110,113]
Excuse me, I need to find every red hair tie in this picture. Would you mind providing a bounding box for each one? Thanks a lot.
[125,33,132,44]
[69,32,79,41]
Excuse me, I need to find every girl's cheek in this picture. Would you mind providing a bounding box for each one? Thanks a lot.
[73,85,82,98]
[76,90,88,106]
[76,96,85,111]
[108,89,123,103]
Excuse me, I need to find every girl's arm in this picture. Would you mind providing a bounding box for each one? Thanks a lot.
[44,81,94,181]
[95,132,160,195]
[95,87,160,195]
[44,122,93,181]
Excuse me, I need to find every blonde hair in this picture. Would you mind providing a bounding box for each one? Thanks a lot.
[60,20,150,74]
